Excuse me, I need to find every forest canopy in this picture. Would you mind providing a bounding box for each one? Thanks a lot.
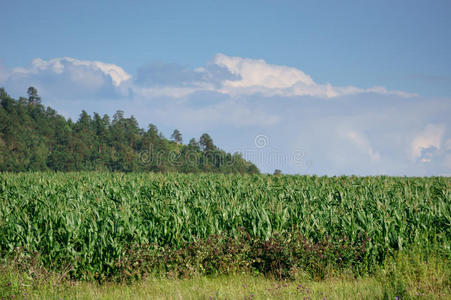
[0,87,259,173]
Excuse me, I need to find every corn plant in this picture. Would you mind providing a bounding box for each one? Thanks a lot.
[0,172,449,280]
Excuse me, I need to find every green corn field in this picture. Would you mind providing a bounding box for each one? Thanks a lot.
[0,172,450,280]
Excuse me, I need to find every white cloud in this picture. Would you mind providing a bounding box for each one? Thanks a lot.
[365,86,417,98]
[212,54,417,98]
[12,57,131,87]
[214,53,315,89]
[410,124,445,161]
[129,54,416,99]
[1,54,416,100]
[1,57,132,100]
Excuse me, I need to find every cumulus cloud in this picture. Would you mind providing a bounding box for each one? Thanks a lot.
[117,53,417,99]
[212,54,417,98]
[23,57,131,86]
[410,124,445,162]
[1,57,131,100]
[214,53,315,89]
[0,54,417,101]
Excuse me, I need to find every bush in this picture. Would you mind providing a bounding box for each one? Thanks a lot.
[111,229,369,282]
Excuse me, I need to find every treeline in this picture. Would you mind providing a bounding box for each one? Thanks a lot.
[0,87,259,173]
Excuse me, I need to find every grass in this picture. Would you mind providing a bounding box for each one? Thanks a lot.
[0,274,447,300]
[27,275,382,300]
[1,250,449,299]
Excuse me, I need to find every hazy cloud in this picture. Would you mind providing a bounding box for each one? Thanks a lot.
[341,130,381,162]
[135,63,204,86]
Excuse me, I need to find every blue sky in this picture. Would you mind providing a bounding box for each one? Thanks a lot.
[1,0,451,175]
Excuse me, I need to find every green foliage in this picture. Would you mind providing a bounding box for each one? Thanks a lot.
[27,86,41,104]
[171,129,182,144]
[0,173,449,282]
[273,169,282,176]
[115,229,368,282]
[0,87,259,173]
